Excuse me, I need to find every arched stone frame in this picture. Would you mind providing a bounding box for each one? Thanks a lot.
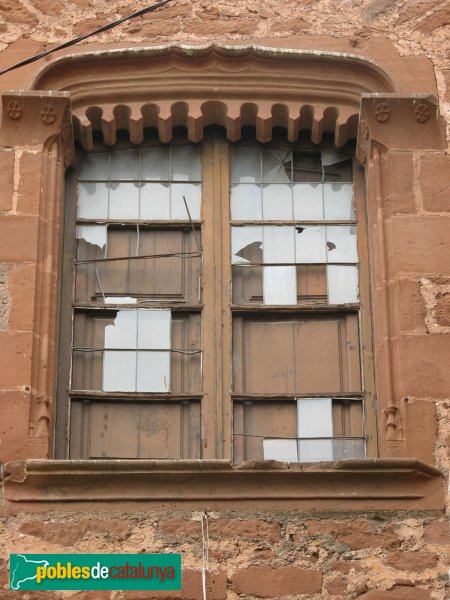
[1,44,445,510]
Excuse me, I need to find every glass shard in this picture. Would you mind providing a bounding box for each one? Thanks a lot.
[327,265,359,304]
[108,182,140,220]
[231,226,263,265]
[104,310,137,349]
[231,146,261,183]
[139,183,171,220]
[323,184,354,220]
[262,148,291,183]
[230,184,263,220]
[326,226,358,263]
[293,183,323,220]
[263,266,297,305]
[262,184,293,220]
[263,226,295,264]
[263,438,298,462]
[76,225,107,249]
[295,226,326,264]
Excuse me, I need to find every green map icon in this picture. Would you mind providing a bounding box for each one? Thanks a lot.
[10,554,49,590]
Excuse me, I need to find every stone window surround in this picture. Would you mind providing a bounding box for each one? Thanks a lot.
[0,43,446,511]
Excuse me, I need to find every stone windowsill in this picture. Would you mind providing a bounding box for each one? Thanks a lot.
[1,458,444,513]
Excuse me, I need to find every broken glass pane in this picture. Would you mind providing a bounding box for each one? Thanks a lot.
[137,309,171,350]
[108,182,140,220]
[263,438,298,461]
[327,265,359,304]
[139,183,171,220]
[293,183,323,220]
[76,224,107,249]
[104,310,137,349]
[171,183,201,220]
[78,182,109,219]
[297,397,333,462]
[326,226,358,263]
[262,148,292,183]
[262,184,293,220]
[323,184,354,220]
[103,350,136,392]
[136,351,170,392]
[110,149,139,180]
[263,266,297,305]
[295,226,326,264]
[141,146,170,181]
[263,226,295,264]
[321,151,351,167]
[171,146,201,182]
[231,146,261,183]
[230,184,263,220]
[231,226,263,265]
[79,152,109,181]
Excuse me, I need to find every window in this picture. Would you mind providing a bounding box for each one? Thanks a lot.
[56,128,374,462]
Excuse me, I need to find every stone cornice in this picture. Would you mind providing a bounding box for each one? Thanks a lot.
[1,459,444,513]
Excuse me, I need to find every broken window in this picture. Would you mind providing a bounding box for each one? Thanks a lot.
[58,131,373,463]
[231,138,368,462]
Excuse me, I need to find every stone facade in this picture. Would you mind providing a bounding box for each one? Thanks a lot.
[0,1,450,599]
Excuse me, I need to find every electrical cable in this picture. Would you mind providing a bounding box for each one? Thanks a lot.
[0,0,173,77]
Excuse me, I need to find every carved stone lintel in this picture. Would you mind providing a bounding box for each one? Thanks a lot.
[1,91,74,167]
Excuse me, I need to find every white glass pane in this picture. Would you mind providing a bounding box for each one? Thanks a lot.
[293,183,324,220]
[263,226,295,264]
[137,309,171,350]
[104,310,137,349]
[324,184,354,220]
[231,226,263,264]
[171,183,201,220]
[141,147,170,181]
[231,146,260,183]
[103,350,136,391]
[230,184,262,220]
[332,438,365,459]
[262,185,293,220]
[297,398,333,462]
[139,183,171,220]
[136,351,170,392]
[263,439,298,462]
[295,226,326,263]
[108,183,140,219]
[78,182,109,219]
[262,148,291,183]
[79,152,109,180]
[326,226,358,263]
[110,149,139,180]
[298,439,334,462]
[76,225,107,249]
[263,266,297,305]
[327,265,359,304]
[171,146,201,181]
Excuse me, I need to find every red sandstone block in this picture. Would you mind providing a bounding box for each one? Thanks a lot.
[0,151,14,214]
[404,400,437,465]
[381,152,416,216]
[384,551,438,571]
[232,566,322,597]
[0,391,29,462]
[159,518,280,542]
[359,586,432,599]
[385,216,450,277]
[326,576,347,595]
[423,520,450,545]
[7,263,35,332]
[16,151,42,216]
[306,520,400,551]
[0,216,38,262]
[420,153,450,213]
[392,334,450,398]
[330,559,363,574]
[387,278,426,335]
[0,331,32,387]
[69,591,111,600]
[124,569,227,600]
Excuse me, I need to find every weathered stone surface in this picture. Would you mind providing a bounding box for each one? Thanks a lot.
[388,278,427,335]
[8,263,35,332]
[423,520,450,545]
[420,153,450,213]
[306,520,400,550]
[232,566,322,597]
[362,0,397,22]
[416,5,450,32]
[0,217,38,262]
[0,0,39,26]
[326,576,347,595]
[29,0,63,16]
[385,551,438,571]
[405,400,437,466]
[16,151,42,216]
[0,331,32,387]
[0,391,30,462]
[331,559,363,574]
[0,151,14,214]
[381,152,416,216]
[124,569,227,600]
[159,518,280,542]
[359,586,432,599]
[69,592,111,600]
[435,290,450,326]
[395,0,437,25]
[73,18,106,36]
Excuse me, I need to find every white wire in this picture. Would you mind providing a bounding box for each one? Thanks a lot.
[201,511,209,600]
